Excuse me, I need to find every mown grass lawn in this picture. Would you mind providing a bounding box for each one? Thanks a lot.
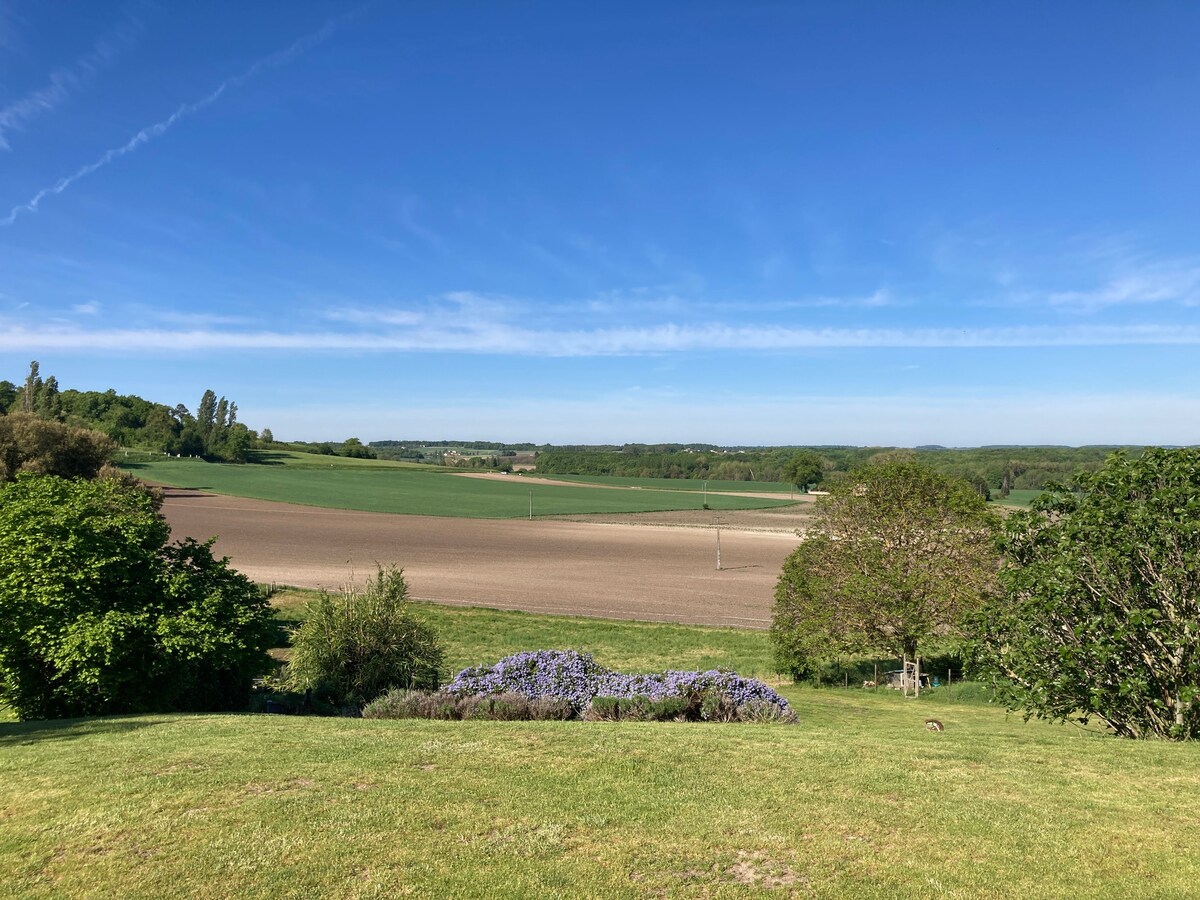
[5,597,1200,897]
[3,694,1198,899]
[117,457,796,519]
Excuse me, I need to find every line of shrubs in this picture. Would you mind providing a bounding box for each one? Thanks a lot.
[362,687,795,723]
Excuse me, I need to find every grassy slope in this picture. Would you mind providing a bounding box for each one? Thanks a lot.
[271,589,779,677]
[4,600,1200,897]
[3,698,1198,898]
[118,455,795,519]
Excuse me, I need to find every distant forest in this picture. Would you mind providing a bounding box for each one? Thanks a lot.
[532,446,1134,497]
[0,363,1151,493]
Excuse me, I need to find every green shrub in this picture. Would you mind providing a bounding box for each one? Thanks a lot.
[417,691,461,720]
[489,692,532,721]
[527,697,573,720]
[645,697,690,722]
[737,699,798,724]
[699,690,739,722]
[285,567,444,709]
[583,696,623,722]
[0,475,274,719]
[362,688,425,720]
[618,695,654,721]
[455,694,493,720]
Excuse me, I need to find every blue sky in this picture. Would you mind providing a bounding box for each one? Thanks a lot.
[2,2,1199,445]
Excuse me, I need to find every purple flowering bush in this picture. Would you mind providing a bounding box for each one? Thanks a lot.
[446,650,608,712]
[445,650,796,724]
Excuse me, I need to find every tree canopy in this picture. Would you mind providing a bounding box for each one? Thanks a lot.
[0,413,115,482]
[968,448,1200,740]
[772,462,999,678]
[783,450,824,491]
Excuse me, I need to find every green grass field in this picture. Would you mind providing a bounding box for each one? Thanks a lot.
[6,600,1199,896]
[117,454,797,519]
[993,489,1043,509]
[3,694,1197,897]
[271,589,781,678]
[526,473,797,494]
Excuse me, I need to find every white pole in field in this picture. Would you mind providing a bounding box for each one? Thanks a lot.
[529,490,532,520]
[714,516,722,570]
[703,480,708,506]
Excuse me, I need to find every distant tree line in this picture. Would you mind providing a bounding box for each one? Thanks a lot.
[286,438,377,459]
[0,362,264,463]
[533,444,1138,497]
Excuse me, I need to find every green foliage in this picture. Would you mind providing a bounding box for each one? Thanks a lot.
[968,449,1200,740]
[783,450,825,491]
[0,413,115,481]
[772,462,1000,676]
[533,444,1139,497]
[0,475,273,719]
[285,567,444,708]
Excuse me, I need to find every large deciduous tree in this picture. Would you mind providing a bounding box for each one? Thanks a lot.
[968,449,1200,740]
[783,450,824,492]
[772,462,999,685]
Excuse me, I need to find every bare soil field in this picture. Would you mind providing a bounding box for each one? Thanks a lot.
[160,488,804,627]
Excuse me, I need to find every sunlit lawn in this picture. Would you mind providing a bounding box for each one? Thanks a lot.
[4,598,1199,897]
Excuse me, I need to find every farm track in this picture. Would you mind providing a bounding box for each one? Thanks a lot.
[160,488,805,628]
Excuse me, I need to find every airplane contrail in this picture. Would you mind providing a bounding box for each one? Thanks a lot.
[2,16,342,227]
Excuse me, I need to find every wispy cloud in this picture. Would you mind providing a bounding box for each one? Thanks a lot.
[0,9,145,150]
[1047,262,1200,310]
[2,13,347,226]
[0,3,24,54]
[3,319,1199,355]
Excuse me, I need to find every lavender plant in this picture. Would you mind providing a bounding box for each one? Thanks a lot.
[446,650,796,723]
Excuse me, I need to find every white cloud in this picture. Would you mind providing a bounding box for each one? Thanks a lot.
[2,13,346,225]
[2,319,1199,355]
[1047,263,1200,310]
[70,302,99,314]
[0,10,144,150]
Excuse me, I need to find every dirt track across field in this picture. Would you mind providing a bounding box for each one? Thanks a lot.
[161,489,805,628]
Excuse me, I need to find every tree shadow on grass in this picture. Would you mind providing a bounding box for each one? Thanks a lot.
[246,451,288,466]
[0,716,169,747]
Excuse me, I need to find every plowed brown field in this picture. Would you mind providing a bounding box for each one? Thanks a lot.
[161,489,806,627]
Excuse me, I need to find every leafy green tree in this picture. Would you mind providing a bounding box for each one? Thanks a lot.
[772,462,999,684]
[0,475,274,719]
[0,380,16,414]
[783,450,824,492]
[260,428,274,446]
[968,449,1200,740]
[0,413,115,482]
[21,360,41,413]
[197,390,217,439]
[35,375,62,420]
[286,566,444,708]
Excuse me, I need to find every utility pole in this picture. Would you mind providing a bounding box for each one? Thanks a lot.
[714,516,723,570]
